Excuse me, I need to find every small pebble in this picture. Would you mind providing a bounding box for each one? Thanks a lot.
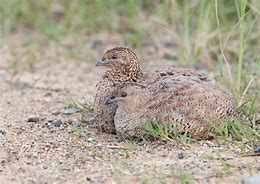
[43,165,48,169]
[51,120,63,127]
[221,157,229,161]
[118,151,125,156]
[51,109,60,116]
[87,138,93,142]
[242,174,260,184]
[44,91,52,97]
[28,116,40,123]
[161,152,168,157]
[63,108,80,115]
[178,152,185,159]
[254,146,260,153]
[96,143,102,147]
[0,128,6,135]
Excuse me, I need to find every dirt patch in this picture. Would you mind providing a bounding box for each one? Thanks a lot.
[0,32,259,184]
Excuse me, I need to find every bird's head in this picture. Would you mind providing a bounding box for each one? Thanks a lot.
[96,47,140,73]
[105,83,149,112]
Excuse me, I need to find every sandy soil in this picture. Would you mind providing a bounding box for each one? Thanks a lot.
[0,32,259,184]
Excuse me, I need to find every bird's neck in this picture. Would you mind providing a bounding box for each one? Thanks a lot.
[103,67,143,85]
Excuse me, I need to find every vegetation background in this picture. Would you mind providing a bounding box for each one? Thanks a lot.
[0,0,259,183]
[1,0,259,139]
[1,0,259,92]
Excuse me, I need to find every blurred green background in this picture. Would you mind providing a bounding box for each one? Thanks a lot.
[0,0,259,94]
[0,0,259,143]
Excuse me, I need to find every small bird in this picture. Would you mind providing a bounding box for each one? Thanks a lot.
[94,47,142,133]
[106,78,236,140]
[94,47,236,136]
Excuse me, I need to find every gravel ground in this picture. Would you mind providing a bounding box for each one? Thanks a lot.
[0,32,259,184]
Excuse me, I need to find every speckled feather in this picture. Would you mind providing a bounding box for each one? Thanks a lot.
[113,77,236,140]
[94,47,142,133]
[94,47,236,138]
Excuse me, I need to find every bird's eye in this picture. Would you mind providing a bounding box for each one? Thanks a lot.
[122,92,127,97]
[110,96,115,100]
[111,55,117,59]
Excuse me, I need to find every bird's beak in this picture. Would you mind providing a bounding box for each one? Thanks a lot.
[105,96,117,105]
[96,60,108,66]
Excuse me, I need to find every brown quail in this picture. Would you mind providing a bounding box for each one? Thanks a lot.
[94,47,235,137]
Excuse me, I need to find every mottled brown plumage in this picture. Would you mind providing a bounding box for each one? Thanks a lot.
[94,47,236,137]
[94,47,142,133]
[106,78,236,140]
